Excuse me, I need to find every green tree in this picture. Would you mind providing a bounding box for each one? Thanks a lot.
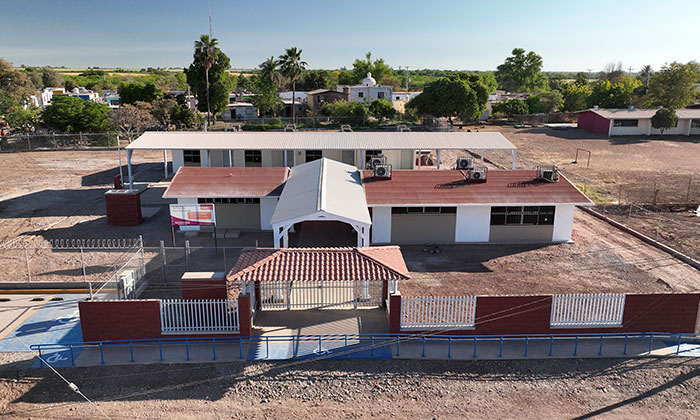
[651,108,678,135]
[278,47,307,121]
[526,91,563,113]
[647,61,700,109]
[0,59,35,103]
[492,98,529,116]
[406,75,488,123]
[170,105,197,129]
[587,78,640,108]
[574,72,589,86]
[297,70,333,91]
[185,35,233,124]
[560,82,592,111]
[495,48,548,93]
[250,79,283,117]
[352,52,392,84]
[151,97,177,127]
[118,82,160,104]
[321,100,368,121]
[0,93,40,129]
[639,65,653,88]
[258,56,282,88]
[41,96,110,133]
[368,99,395,122]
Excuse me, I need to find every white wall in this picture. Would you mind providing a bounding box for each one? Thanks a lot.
[233,150,245,167]
[370,207,392,243]
[348,86,393,104]
[172,150,184,173]
[552,205,575,242]
[455,206,491,242]
[610,120,648,136]
[259,197,278,231]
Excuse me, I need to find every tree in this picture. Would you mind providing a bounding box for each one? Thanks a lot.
[0,93,39,129]
[185,35,233,124]
[525,91,563,114]
[107,101,156,141]
[258,56,282,88]
[406,75,488,123]
[368,99,395,122]
[599,61,625,82]
[278,47,307,121]
[42,96,110,133]
[647,61,700,109]
[151,97,177,127]
[118,82,160,104]
[494,48,548,93]
[492,98,529,116]
[587,78,640,108]
[639,65,653,87]
[560,82,592,111]
[352,52,392,85]
[250,79,283,117]
[321,100,368,121]
[651,108,678,135]
[170,105,197,129]
[0,59,35,103]
[296,70,333,91]
[574,72,589,86]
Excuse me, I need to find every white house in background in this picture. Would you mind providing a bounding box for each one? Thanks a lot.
[278,91,308,103]
[577,107,700,136]
[392,91,420,102]
[220,102,258,121]
[339,73,393,104]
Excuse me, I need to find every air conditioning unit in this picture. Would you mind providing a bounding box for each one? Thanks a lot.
[469,166,487,181]
[370,154,387,168]
[456,157,474,170]
[537,165,560,183]
[373,163,392,178]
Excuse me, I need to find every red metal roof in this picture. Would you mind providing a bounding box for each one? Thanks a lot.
[163,167,288,198]
[361,169,592,206]
[227,246,410,286]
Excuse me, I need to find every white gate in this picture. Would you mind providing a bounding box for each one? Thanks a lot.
[401,296,477,330]
[160,299,239,333]
[550,293,625,328]
[259,280,383,310]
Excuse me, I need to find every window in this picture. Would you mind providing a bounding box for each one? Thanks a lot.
[692,120,700,128]
[244,150,262,167]
[183,150,201,164]
[396,96,401,101]
[391,207,457,214]
[490,206,555,226]
[358,92,364,98]
[198,197,260,204]
[378,91,385,99]
[365,149,383,164]
[305,150,322,162]
[613,119,638,127]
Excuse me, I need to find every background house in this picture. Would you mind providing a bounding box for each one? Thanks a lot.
[307,89,348,112]
[578,107,700,136]
[338,73,393,104]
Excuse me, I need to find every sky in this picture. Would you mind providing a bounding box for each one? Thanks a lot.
[1,0,699,72]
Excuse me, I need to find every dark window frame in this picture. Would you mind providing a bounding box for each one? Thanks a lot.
[183,150,201,163]
[244,150,262,163]
[305,150,323,162]
[613,119,639,127]
[490,206,555,226]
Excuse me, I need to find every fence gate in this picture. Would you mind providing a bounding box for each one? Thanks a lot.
[259,280,383,310]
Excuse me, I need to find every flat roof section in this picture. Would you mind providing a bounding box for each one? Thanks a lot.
[581,108,700,120]
[361,170,593,206]
[162,166,289,198]
[127,131,517,151]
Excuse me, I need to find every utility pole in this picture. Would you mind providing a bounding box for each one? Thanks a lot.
[628,66,633,75]
[586,69,592,82]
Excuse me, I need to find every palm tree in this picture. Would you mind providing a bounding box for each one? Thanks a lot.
[194,34,218,130]
[278,47,307,122]
[259,56,282,88]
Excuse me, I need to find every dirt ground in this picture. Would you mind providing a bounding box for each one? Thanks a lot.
[0,353,698,419]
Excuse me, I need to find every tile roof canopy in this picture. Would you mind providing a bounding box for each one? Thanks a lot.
[581,108,700,119]
[361,169,594,206]
[126,131,516,151]
[162,166,288,198]
[227,246,410,286]
[270,158,371,226]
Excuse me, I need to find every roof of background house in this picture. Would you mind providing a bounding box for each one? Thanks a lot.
[581,108,700,119]
[270,158,371,225]
[226,246,410,296]
[127,131,517,151]
[162,166,288,198]
[307,89,345,95]
[361,169,593,206]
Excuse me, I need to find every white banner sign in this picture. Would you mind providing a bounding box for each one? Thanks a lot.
[169,204,216,226]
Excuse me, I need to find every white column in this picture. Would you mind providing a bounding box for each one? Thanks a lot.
[228,150,233,167]
[417,150,421,168]
[163,150,168,178]
[283,150,288,167]
[436,149,441,169]
[511,149,517,169]
[370,206,391,243]
[552,205,575,242]
[126,149,134,190]
[202,150,210,167]
[282,228,289,248]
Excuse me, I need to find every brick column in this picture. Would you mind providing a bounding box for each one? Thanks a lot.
[389,292,402,333]
[237,294,252,337]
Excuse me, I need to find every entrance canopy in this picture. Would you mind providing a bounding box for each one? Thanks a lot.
[270,158,371,248]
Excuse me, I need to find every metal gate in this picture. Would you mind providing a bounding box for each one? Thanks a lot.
[259,280,383,310]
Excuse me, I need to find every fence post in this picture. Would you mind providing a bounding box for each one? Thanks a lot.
[160,240,166,281]
[80,247,87,283]
[185,240,190,267]
[24,246,31,282]
[27,135,31,150]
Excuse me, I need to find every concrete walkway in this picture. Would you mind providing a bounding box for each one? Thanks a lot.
[33,335,700,368]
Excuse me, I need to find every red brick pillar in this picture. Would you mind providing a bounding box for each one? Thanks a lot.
[382,279,388,306]
[389,293,402,333]
[254,282,261,310]
[238,294,252,337]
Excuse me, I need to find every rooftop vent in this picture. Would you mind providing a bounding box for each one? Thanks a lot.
[468,166,488,182]
[456,157,474,170]
[537,165,560,183]
[593,105,599,110]
[370,154,387,169]
[397,124,410,132]
[373,163,392,179]
[340,124,353,132]
[283,124,297,132]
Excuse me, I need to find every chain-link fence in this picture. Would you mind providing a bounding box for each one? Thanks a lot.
[0,132,120,152]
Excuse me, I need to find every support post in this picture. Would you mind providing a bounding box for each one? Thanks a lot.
[126,149,134,190]
[511,149,517,169]
[202,150,210,167]
[24,246,31,282]
[283,150,288,167]
[163,149,168,178]
[80,247,87,283]
[436,149,441,169]
[117,136,124,187]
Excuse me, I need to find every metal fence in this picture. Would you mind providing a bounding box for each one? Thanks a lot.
[401,296,477,330]
[0,132,119,151]
[550,293,626,328]
[159,299,239,334]
[259,280,384,310]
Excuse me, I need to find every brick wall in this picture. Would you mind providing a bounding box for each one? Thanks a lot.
[181,279,227,300]
[79,300,161,342]
[105,190,143,226]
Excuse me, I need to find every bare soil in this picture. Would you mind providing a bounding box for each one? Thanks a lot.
[0,354,698,419]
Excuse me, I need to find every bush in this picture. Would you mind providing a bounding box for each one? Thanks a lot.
[492,98,529,116]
